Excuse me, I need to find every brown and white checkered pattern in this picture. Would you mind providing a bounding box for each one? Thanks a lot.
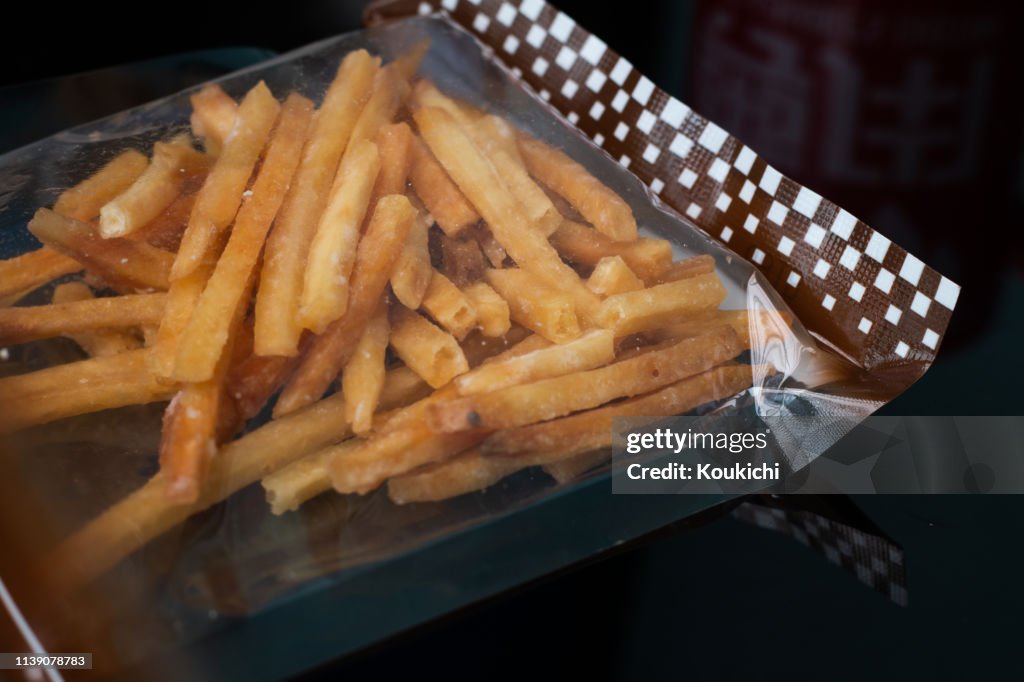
[368,0,959,372]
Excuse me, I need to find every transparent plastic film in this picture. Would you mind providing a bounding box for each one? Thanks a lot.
[0,10,953,679]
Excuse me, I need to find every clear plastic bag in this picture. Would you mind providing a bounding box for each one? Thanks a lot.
[0,13,952,679]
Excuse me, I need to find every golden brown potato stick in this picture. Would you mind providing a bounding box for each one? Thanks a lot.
[28,208,175,292]
[462,281,510,337]
[549,220,673,282]
[263,440,359,515]
[411,80,480,129]
[387,447,525,504]
[51,282,142,357]
[485,268,581,344]
[348,65,409,148]
[148,254,219,379]
[471,115,560,236]
[174,94,314,382]
[389,305,469,389]
[0,292,164,345]
[414,107,601,322]
[597,271,727,337]
[587,255,644,296]
[408,136,480,236]
[483,364,756,458]
[389,202,433,308]
[342,301,390,435]
[54,150,149,222]
[0,349,175,434]
[518,134,637,241]
[299,139,380,333]
[99,136,207,239]
[647,309,794,351]
[370,122,413,204]
[420,270,478,340]
[275,194,415,415]
[0,248,81,304]
[255,50,380,356]
[160,381,219,504]
[331,428,485,495]
[388,39,430,81]
[454,329,613,396]
[172,81,281,281]
[189,84,238,155]
[429,326,742,432]
[654,254,717,283]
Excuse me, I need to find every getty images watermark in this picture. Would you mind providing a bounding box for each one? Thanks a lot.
[611,416,1024,494]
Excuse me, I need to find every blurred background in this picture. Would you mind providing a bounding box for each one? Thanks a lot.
[1,0,1021,679]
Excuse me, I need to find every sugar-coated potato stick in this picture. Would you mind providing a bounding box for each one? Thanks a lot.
[597,271,727,337]
[474,225,508,267]
[0,292,164,345]
[44,361,435,592]
[408,136,480,236]
[543,450,611,485]
[420,270,478,340]
[483,364,756,457]
[518,135,637,241]
[189,84,238,155]
[54,150,149,222]
[387,446,526,504]
[471,115,560,236]
[0,248,81,304]
[160,381,219,504]
[131,191,197,251]
[99,136,208,239]
[429,326,741,433]
[347,65,409,149]
[369,122,413,206]
[0,349,175,434]
[342,301,390,435]
[587,255,644,296]
[414,107,601,322]
[173,94,313,382]
[275,195,416,414]
[454,329,613,396]
[172,82,281,281]
[439,233,487,286]
[292,333,548,501]
[485,268,581,344]
[653,254,716,283]
[225,353,296,420]
[263,440,360,515]
[462,281,510,337]
[148,252,220,379]
[549,220,673,282]
[29,208,175,292]
[331,429,484,495]
[389,202,433,308]
[299,139,380,333]
[255,50,380,356]
[412,80,479,129]
[262,367,431,513]
[50,282,142,357]
[389,306,469,389]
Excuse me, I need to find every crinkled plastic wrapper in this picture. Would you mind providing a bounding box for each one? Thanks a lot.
[0,6,955,679]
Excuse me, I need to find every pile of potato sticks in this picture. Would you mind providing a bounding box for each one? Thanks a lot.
[0,43,777,591]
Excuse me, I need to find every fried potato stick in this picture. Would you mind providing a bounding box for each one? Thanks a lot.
[172,81,281,280]
[0,292,164,345]
[51,282,141,356]
[429,326,741,432]
[255,50,380,356]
